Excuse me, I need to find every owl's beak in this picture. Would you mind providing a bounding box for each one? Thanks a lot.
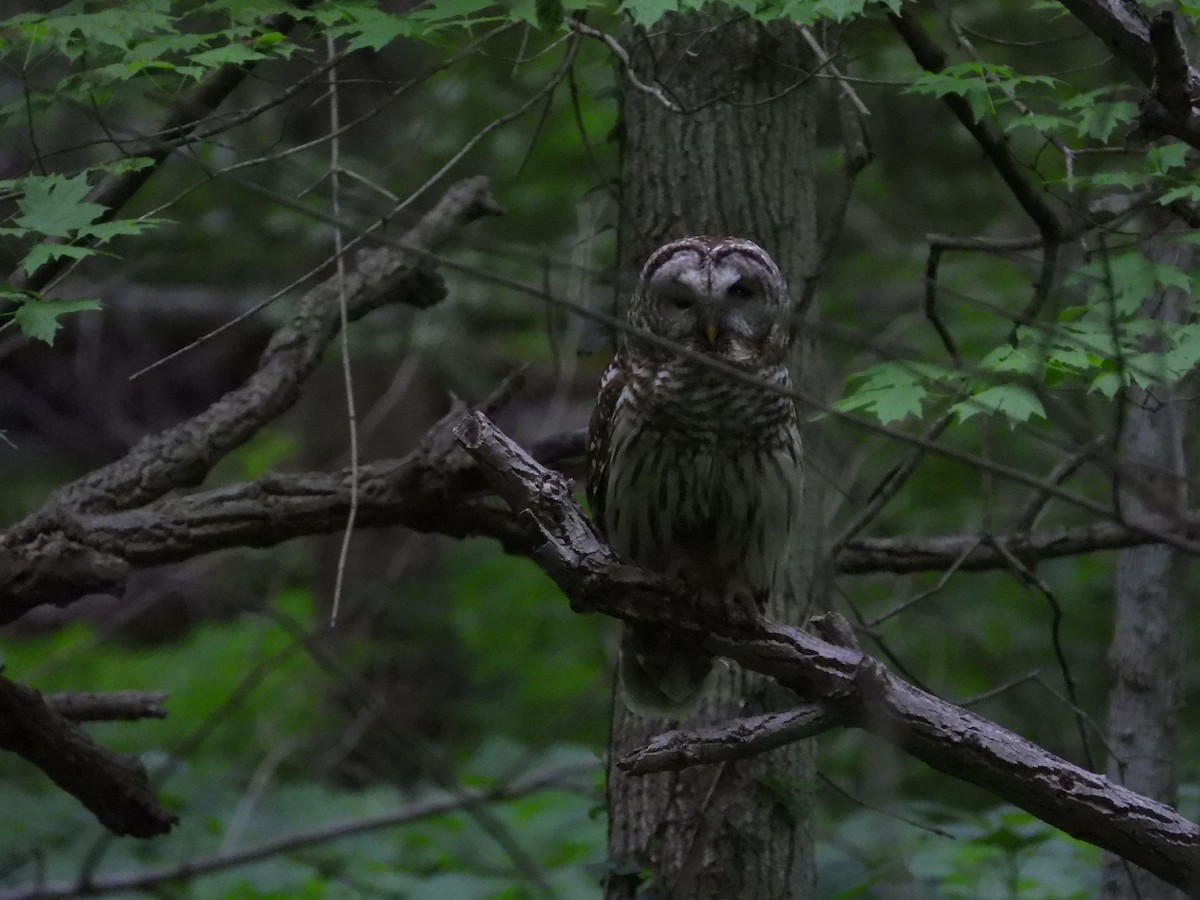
[705,323,720,346]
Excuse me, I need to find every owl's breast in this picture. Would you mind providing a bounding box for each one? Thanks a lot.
[601,386,803,596]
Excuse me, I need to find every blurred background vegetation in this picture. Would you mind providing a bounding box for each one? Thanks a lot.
[1,0,1197,897]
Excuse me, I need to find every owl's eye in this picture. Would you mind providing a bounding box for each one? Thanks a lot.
[663,289,695,310]
[727,278,758,300]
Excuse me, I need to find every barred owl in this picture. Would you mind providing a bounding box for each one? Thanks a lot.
[586,236,804,719]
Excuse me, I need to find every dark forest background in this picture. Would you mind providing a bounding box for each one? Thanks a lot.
[2,1,1200,897]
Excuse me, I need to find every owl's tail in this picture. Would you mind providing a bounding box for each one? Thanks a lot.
[618,624,717,719]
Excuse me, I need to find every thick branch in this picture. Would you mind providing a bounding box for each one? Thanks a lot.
[0,399,546,623]
[1059,2,1200,149]
[37,176,498,518]
[456,411,1200,893]
[7,408,1200,620]
[0,178,501,618]
[0,676,175,837]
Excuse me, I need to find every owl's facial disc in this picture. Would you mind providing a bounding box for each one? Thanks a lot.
[636,239,790,369]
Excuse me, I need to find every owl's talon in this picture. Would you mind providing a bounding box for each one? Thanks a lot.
[698,588,761,635]
[728,589,764,635]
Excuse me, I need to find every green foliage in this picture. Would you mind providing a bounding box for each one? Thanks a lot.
[907,63,1058,123]
[0,169,164,342]
[618,0,901,26]
[820,805,1102,898]
[3,1,1199,896]
[0,591,606,897]
[0,172,163,271]
[834,361,948,424]
[3,294,101,343]
[448,541,611,747]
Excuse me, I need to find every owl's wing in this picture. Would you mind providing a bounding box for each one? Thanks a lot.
[585,359,627,539]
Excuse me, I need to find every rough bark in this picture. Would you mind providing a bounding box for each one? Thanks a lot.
[1101,225,1193,900]
[0,676,175,837]
[0,177,502,835]
[456,411,1200,894]
[605,15,822,898]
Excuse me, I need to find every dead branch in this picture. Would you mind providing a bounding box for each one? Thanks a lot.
[618,704,844,774]
[45,691,168,722]
[456,410,1200,893]
[0,176,501,619]
[0,675,175,838]
[834,515,1200,574]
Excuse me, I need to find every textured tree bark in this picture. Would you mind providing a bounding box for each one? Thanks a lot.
[458,410,1200,893]
[1101,226,1193,900]
[605,15,822,899]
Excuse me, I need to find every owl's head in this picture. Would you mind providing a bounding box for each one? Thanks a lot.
[626,236,791,369]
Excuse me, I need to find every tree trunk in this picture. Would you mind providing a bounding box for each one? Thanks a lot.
[1101,224,1193,900]
[604,15,823,899]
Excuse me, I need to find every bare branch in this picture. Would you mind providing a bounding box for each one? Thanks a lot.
[36,177,498,516]
[0,676,176,838]
[618,704,844,774]
[455,411,1200,892]
[45,691,168,723]
[568,20,682,113]
[1013,435,1106,531]
[833,410,955,550]
[835,514,1200,574]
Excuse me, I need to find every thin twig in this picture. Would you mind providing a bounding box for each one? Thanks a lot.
[799,25,870,117]
[389,34,580,219]
[834,409,956,549]
[891,8,1064,245]
[959,670,1041,707]
[327,34,358,628]
[818,772,954,838]
[568,19,682,113]
[1013,435,1105,531]
[923,245,962,364]
[986,537,1096,770]
[867,538,983,627]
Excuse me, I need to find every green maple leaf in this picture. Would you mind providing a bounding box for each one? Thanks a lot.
[10,297,102,344]
[13,174,106,239]
[954,384,1045,425]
